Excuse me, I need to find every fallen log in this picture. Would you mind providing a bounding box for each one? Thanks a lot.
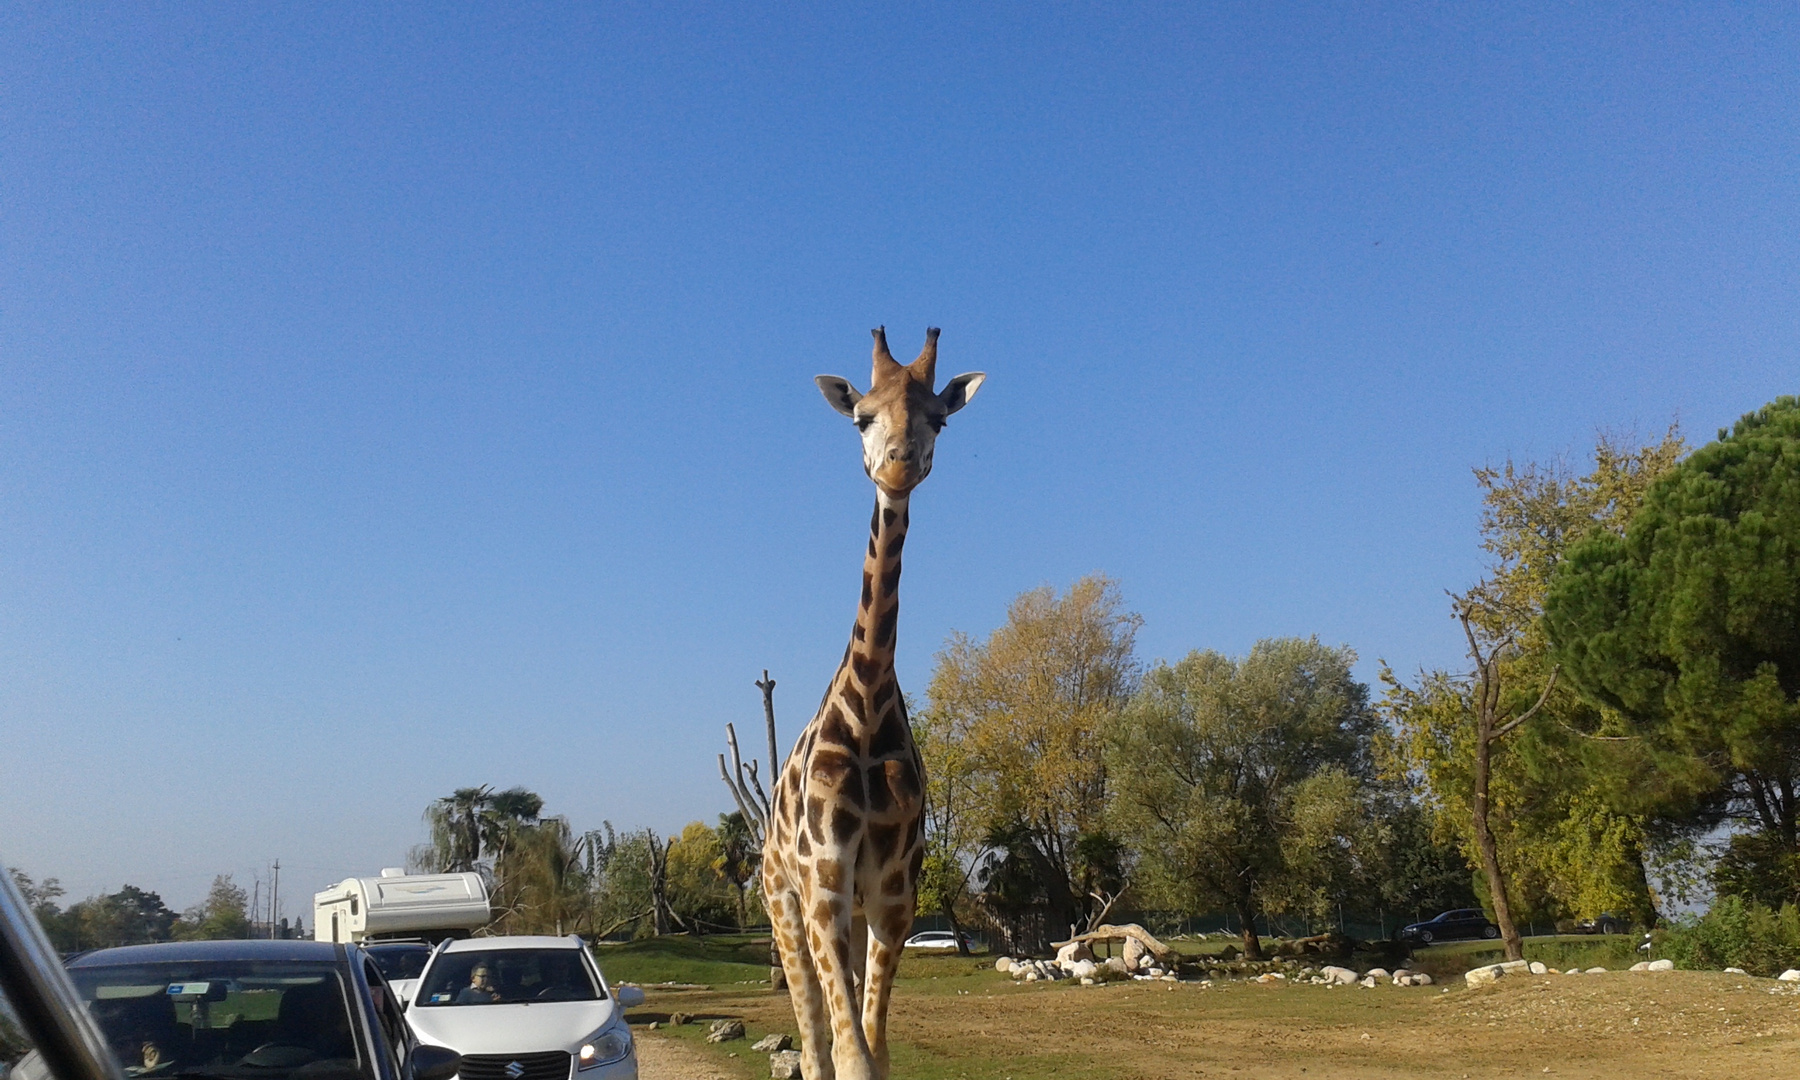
[1050,923,1174,963]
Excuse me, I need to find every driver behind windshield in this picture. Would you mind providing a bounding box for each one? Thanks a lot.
[453,964,500,1005]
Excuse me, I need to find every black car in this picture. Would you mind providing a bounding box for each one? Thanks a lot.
[15,940,458,1080]
[1574,912,1626,935]
[1397,908,1500,944]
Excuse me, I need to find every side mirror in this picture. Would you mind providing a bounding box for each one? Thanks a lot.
[615,986,644,1009]
[411,1045,460,1080]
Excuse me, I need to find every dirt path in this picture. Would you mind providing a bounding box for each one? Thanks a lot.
[634,1032,742,1080]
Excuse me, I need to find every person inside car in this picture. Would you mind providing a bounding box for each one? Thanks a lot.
[453,964,500,1004]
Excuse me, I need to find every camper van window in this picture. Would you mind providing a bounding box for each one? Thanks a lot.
[349,897,359,917]
[417,950,600,1007]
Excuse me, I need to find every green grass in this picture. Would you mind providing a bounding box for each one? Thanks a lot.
[592,934,773,986]
[1408,933,1646,978]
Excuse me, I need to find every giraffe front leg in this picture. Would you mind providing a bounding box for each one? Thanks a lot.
[860,899,913,1080]
[768,887,833,1080]
[806,880,877,1080]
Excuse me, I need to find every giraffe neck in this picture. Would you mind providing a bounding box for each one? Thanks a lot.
[847,489,909,685]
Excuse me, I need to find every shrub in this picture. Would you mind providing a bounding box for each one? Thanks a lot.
[1658,896,1800,976]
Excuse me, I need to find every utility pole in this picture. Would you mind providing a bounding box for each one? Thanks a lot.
[271,861,281,940]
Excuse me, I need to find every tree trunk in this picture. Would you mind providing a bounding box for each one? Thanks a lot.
[1234,899,1263,961]
[1473,720,1524,962]
[945,903,970,957]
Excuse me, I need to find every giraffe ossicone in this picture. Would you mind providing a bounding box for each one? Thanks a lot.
[763,327,985,1080]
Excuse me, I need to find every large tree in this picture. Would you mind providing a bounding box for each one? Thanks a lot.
[1110,637,1378,960]
[925,575,1141,947]
[1384,429,1689,952]
[1548,399,1800,900]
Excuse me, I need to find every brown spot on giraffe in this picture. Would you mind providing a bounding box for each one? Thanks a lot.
[761,327,985,1080]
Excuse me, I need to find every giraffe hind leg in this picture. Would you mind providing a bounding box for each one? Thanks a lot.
[769,887,833,1080]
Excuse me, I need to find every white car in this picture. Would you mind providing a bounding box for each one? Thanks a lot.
[903,930,970,951]
[404,935,644,1080]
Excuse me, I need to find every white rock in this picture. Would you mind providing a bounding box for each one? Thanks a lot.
[1725,967,1748,975]
[1022,971,1040,982]
[1320,965,1359,985]
[1358,976,1377,988]
[1104,956,1129,975]
[1067,959,1098,980]
[1585,967,1608,975]
[994,957,1014,973]
[1123,937,1150,970]
[1411,972,1433,986]
[1364,967,1390,979]
[1529,962,1548,975]
[1630,961,1651,972]
[1079,976,1095,985]
[1056,941,1095,966]
[1564,968,1582,975]
[1146,967,1165,978]
[1778,969,1800,982]
[1647,959,1674,972]
[770,1050,803,1079]
[1465,960,1529,988]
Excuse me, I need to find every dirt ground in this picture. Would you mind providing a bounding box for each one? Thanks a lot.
[634,1032,740,1080]
[629,969,1800,1079]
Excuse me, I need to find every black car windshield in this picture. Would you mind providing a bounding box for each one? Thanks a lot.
[364,947,430,983]
[416,949,600,1006]
[69,961,359,1080]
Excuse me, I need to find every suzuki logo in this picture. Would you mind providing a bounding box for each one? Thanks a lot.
[504,1063,524,1079]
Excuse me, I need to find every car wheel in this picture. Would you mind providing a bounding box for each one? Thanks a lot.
[1482,925,1500,939]
[1419,930,1433,943]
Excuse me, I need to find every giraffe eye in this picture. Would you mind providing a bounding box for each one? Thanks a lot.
[855,415,875,432]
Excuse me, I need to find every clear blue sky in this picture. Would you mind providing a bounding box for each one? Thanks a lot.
[2,3,1795,918]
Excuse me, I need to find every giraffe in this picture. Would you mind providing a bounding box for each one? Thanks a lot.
[761,326,985,1080]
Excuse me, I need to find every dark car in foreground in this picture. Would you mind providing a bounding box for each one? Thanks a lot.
[1397,909,1499,944]
[15,940,458,1080]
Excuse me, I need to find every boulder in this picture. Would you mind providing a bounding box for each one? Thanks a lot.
[1410,972,1433,986]
[669,1012,692,1026]
[769,1049,803,1079]
[1254,972,1284,984]
[1358,976,1376,988]
[1630,961,1651,972]
[706,1020,746,1044]
[1584,967,1608,975]
[1529,962,1548,975]
[1104,956,1130,975]
[1778,969,1800,982]
[1067,959,1098,980]
[1056,941,1095,966]
[1123,936,1150,970]
[1320,966,1359,985]
[1725,967,1748,975]
[1364,968,1390,980]
[750,1034,792,1053]
[1465,961,1529,988]
[1647,959,1674,971]
[994,957,1014,974]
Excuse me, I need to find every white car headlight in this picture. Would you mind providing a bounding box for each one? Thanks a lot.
[577,1026,632,1069]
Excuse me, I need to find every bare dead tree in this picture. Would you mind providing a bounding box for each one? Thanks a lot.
[719,671,783,846]
[1457,603,1559,963]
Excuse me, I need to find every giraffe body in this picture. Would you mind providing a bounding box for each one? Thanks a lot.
[762,327,984,1080]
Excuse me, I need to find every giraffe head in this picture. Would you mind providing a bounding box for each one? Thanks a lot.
[815,327,985,496]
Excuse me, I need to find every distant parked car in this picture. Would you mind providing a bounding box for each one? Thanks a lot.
[903,930,971,951]
[1398,909,1500,944]
[404,936,641,1080]
[16,939,460,1080]
[1574,912,1626,935]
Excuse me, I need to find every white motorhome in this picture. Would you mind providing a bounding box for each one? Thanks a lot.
[313,868,490,944]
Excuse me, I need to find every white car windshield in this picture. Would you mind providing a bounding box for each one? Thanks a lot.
[416,950,600,1006]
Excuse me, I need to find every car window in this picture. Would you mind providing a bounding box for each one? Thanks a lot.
[416,950,600,1007]
[363,960,407,1076]
[68,961,359,1080]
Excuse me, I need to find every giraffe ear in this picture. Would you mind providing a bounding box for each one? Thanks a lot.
[938,372,986,415]
[815,375,863,418]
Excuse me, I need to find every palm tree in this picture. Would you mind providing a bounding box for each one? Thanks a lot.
[424,786,494,873]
